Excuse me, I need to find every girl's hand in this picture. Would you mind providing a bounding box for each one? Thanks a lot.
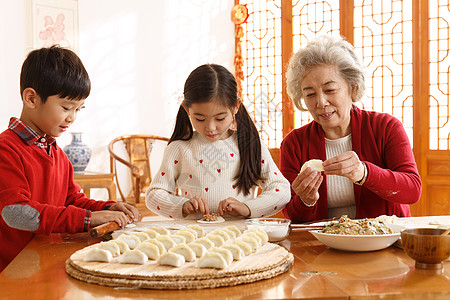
[182,196,210,217]
[323,151,365,183]
[291,168,323,206]
[90,210,131,228]
[216,197,250,217]
[108,202,140,221]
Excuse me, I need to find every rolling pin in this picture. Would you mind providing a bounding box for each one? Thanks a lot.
[89,216,132,238]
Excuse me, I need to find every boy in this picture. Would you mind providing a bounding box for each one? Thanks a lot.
[0,46,140,272]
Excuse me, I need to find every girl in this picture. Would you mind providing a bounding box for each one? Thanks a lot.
[145,64,290,219]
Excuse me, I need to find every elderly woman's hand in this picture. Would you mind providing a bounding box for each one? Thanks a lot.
[323,151,365,183]
[292,168,323,206]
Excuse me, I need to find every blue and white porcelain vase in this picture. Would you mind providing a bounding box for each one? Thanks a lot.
[63,132,92,173]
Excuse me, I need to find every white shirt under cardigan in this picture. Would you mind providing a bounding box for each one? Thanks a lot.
[145,131,291,219]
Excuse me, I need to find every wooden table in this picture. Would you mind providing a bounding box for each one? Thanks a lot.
[73,172,117,200]
[1,218,449,300]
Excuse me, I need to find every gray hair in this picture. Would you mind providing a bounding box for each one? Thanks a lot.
[286,35,365,111]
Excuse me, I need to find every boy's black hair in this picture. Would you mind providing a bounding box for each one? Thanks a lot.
[170,64,264,196]
[20,45,90,102]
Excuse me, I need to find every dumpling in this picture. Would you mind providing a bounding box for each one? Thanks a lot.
[241,232,262,246]
[224,225,241,237]
[174,230,196,243]
[169,244,196,262]
[170,234,186,245]
[108,240,130,254]
[83,248,112,262]
[208,229,231,242]
[233,239,252,256]
[245,227,269,244]
[210,247,233,265]
[118,249,148,265]
[178,228,198,239]
[136,243,160,260]
[158,252,185,267]
[221,228,236,239]
[187,242,208,258]
[195,237,214,250]
[131,232,150,242]
[142,228,160,239]
[98,241,120,256]
[143,239,167,255]
[187,224,206,237]
[300,159,324,173]
[236,236,258,252]
[156,235,176,251]
[116,234,141,250]
[221,244,244,260]
[206,234,225,247]
[196,252,228,269]
[151,226,170,235]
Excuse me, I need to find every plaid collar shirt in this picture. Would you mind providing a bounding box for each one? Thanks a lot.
[8,117,56,155]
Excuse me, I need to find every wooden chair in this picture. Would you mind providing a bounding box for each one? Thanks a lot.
[108,135,169,212]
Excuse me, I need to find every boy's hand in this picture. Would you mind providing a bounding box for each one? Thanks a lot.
[216,197,250,217]
[90,210,131,228]
[182,196,209,217]
[108,202,140,222]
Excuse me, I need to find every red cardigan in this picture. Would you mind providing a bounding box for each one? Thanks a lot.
[0,129,115,271]
[280,106,422,223]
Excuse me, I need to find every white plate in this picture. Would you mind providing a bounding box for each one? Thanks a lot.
[309,224,403,252]
[197,216,225,224]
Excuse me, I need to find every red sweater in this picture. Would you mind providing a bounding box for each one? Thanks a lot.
[280,106,422,223]
[0,129,115,271]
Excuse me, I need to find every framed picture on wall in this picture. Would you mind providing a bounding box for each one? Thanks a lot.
[32,0,79,51]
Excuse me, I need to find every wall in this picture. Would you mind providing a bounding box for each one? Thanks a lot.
[0,0,235,198]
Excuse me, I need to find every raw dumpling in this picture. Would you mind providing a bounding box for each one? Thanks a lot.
[142,228,160,239]
[206,234,225,247]
[245,227,269,244]
[175,230,196,243]
[224,225,241,237]
[109,240,130,254]
[241,232,262,246]
[236,236,258,252]
[158,252,185,267]
[136,243,160,260]
[196,252,228,269]
[187,242,208,258]
[151,226,170,235]
[178,228,198,238]
[208,229,231,242]
[195,237,214,250]
[170,234,186,245]
[131,232,150,242]
[116,234,141,250]
[187,224,206,237]
[221,228,236,239]
[222,244,244,260]
[98,241,120,256]
[233,239,252,256]
[118,249,148,265]
[156,235,176,251]
[144,239,167,255]
[300,159,324,173]
[210,247,233,265]
[169,244,196,262]
[83,248,112,262]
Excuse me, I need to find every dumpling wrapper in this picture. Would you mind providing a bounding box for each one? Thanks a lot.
[169,244,196,262]
[83,248,113,262]
[116,234,141,250]
[224,225,241,237]
[206,234,225,247]
[195,237,214,249]
[300,159,324,173]
[158,252,185,267]
[151,226,170,235]
[118,249,148,265]
[210,247,233,265]
[144,239,167,255]
[136,243,160,260]
[109,239,130,254]
[98,241,120,256]
[196,252,228,269]
[156,235,176,251]
[187,242,208,258]
[187,224,206,238]
[222,244,244,260]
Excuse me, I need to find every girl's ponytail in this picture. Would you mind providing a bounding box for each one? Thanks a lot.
[168,105,193,144]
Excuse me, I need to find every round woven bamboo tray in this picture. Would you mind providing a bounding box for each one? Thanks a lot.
[66,243,294,289]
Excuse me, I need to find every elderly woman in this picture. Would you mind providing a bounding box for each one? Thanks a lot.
[280,35,422,222]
